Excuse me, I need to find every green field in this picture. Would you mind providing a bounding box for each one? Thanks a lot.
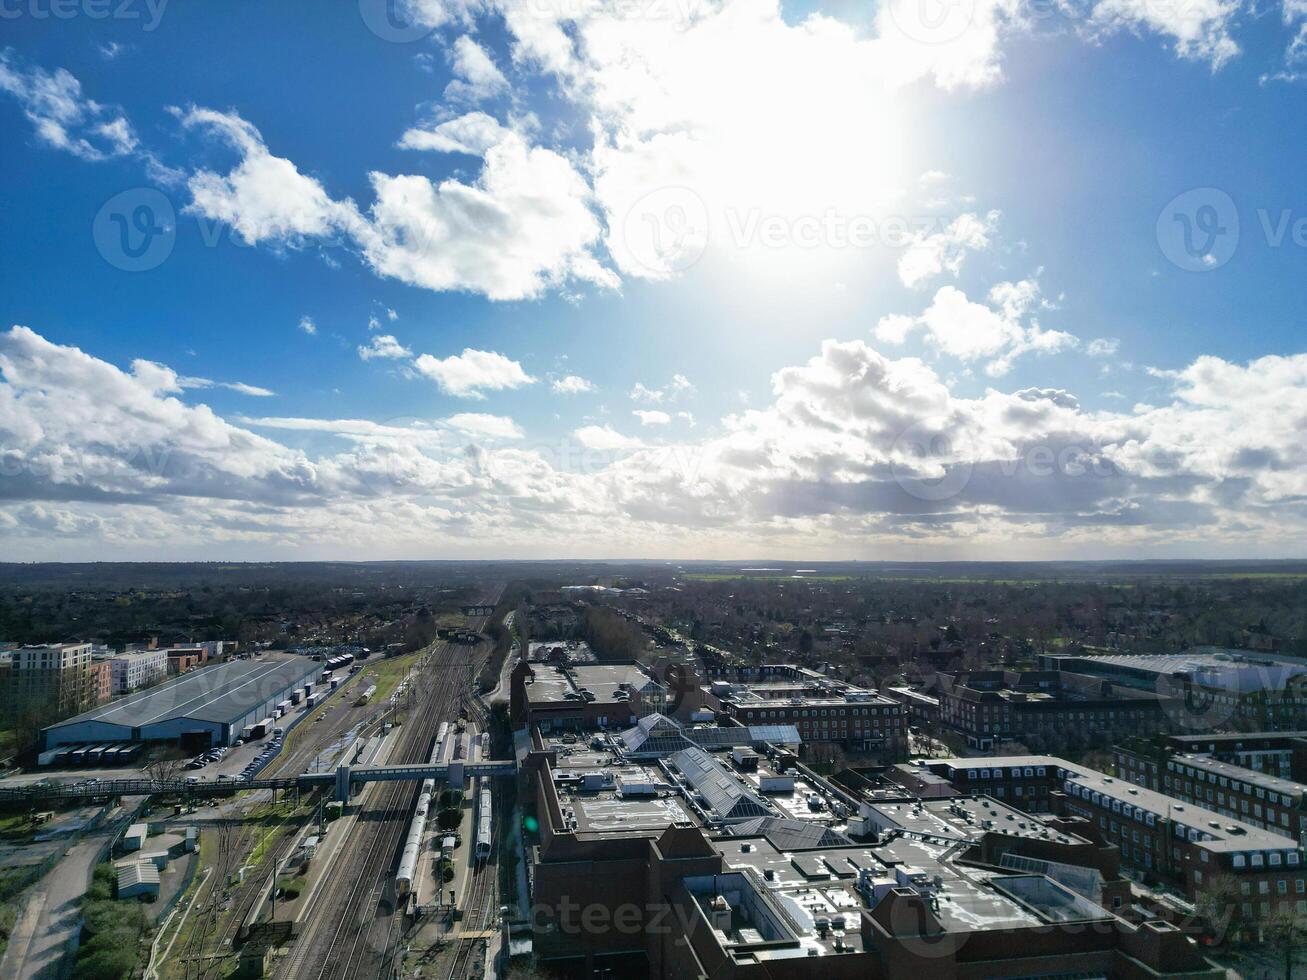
[683,573,854,582]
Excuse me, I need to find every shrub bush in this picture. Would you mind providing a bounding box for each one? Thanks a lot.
[75,865,149,980]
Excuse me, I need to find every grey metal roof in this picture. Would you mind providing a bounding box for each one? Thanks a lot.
[671,746,770,822]
[619,714,800,758]
[44,655,317,733]
[730,817,853,850]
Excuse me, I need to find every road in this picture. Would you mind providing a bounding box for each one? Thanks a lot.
[1,836,105,980]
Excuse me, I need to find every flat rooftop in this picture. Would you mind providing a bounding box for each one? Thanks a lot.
[551,760,697,836]
[1170,753,1306,801]
[930,755,1302,853]
[712,834,1104,942]
[716,682,897,708]
[1064,768,1299,854]
[736,764,851,829]
[524,662,655,705]
[1169,730,1307,747]
[868,796,1082,846]
[44,655,315,731]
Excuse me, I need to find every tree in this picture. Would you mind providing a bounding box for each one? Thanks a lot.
[1263,907,1307,979]
[145,755,186,786]
[580,607,644,660]
[1193,872,1242,944]
[804,741,846,774]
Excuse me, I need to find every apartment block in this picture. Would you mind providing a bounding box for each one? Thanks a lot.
[107,649,169,693]
[6,643,98,718]
[701,664,907,757]
[925,755,1307,927]
[1115,735,1307,845]
[89,659,113,705]
[932,669,1171,751]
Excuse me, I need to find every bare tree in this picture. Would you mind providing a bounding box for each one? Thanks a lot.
[1193,872,1242,944]
[1263,907,1307,980]
[146,755,186,786]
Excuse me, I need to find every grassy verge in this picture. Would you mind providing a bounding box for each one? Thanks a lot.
[0,812,34,840]
[366,645,431,702]
[246,800,302,866]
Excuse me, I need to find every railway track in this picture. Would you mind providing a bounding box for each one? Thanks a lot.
[309,653,485,979]
[284,594,501,980]
[174,665,400,980]
[176,817,252,980]
[444,690,501,979]
[174,790,317,980]
[445,834,497,979]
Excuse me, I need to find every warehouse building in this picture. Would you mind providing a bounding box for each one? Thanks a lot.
[41,655,318,750]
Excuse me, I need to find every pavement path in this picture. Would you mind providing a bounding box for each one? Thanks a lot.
[0,836,104,980]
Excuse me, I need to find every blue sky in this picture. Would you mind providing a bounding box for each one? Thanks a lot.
[1,0,1305,559]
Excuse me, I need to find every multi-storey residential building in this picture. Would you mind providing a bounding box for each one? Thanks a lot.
[701,665,907,756]
[107,649,169,694]
[882,685,941,728]
[1129,730,1307,781]
[1115,737,1307,846]
[926,755,1307,930]
[933,669,1170,750]
[6,643,97,719]
[88,659,113,705]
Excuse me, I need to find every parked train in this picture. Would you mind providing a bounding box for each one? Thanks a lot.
[475,784,492,861]
[394,722,451,900]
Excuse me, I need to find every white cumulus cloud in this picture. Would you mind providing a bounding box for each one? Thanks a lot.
[412,348,535,398]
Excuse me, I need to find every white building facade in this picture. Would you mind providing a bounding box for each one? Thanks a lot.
[109,649,168,694]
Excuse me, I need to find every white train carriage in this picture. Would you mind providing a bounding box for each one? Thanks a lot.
[475,784,493,861]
